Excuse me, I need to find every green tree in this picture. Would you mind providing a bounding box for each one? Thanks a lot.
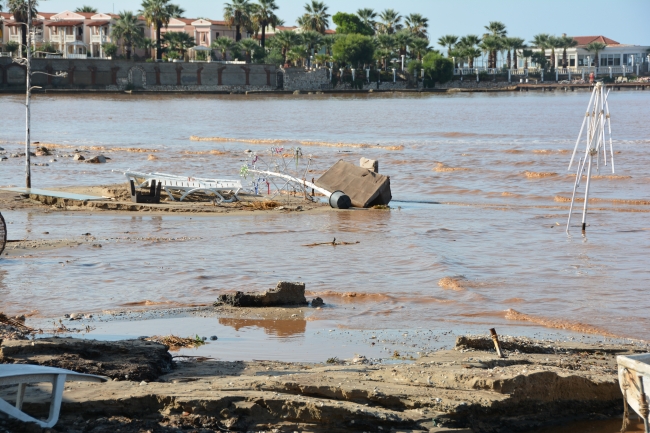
[333,33,375,67]
[251,0,280,48]
[139,37,156,59]
[102,42,119,58]
[111,11,144,60]
[375,33,395,69]
[238,38,260,62]
[422,51,453,87]
[456,35,481,68]
[377,9,401,35]
[437,34,458,57]
[7,0,39,53]
[164,31,195,58]
[408,37,430,61]
[332,12,373,35]
[530,51,548,69]
[167,4,184,17]
[547,35,562,69]
[300,1,330,34]
[5,41,20,55]
[211,36,235,60]
[356,8,376,32]
[521,48,533,69]
[224,0,253,42]
[507,37,525,69]
[559,35,578,68]
[484,21,507,68]
[75,5,97,13]
[479,35,501,69]
[140,0,176,60]
[585,41,606,67]
[272,30,301,65]
[321,34,337,55]
[531,33,550,69]
[404,13,428,38]
[301,30,323,57]
[393,29,412,58]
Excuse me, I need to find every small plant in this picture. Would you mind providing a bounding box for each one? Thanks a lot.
[326,357,340,364]
[167,50,180,60]
[5,41,20,55]
[102,43,118,58]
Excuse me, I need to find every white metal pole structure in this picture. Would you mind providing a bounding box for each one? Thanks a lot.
[566,82,615,233]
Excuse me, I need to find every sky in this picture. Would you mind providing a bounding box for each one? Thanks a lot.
[37,0,650,49]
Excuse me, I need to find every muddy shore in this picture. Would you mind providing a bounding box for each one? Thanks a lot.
[0,333,647,433]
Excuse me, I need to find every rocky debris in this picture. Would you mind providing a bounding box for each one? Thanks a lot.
[86,155,108,164]
[0,156,6,161]
[0,337,642,433]
[34,146,52,156]
[73,153,85,161]
[456,335,638,356]
[311,297,325,307]
[215,281,308,307]
[0,337,173,381]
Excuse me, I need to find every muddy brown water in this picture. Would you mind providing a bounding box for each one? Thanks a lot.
[0,91,649,349]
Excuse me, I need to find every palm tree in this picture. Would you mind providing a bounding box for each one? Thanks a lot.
[140,37,156,58]
[211,36,235,60]
[547,35,562,69]
[7,0,39,54]
[484,21,507,68]
[585,41,606,67]
[393,29,412,59]
[522,48,533,69]
[321,34,336,56]
[507,37,525,69]
[238,38,259,62]
[408,37,429,61]
[301,30,322,58]
[479,36,500,69]
[169,32,195,58]
[531,33,550,69]
[111,11,144,60]
[356,8,376,31]
[75,6,97,13]
[140,0,174,61]
[376,34,395,69]
[437,35,458,57]
[273,30,300,65]
[167,4,185,18]
[377,9,401,35]
[502,37,524,69]
[300,1,330,34]
[404,13,428,38]
[251,0,279,49]
[558,35,578,68]
[224,0,253,42]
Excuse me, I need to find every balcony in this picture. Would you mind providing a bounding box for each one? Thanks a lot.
[91,35,107,44]
[50,34,63,43]
[9,35,21,43]
[65,35,76,43]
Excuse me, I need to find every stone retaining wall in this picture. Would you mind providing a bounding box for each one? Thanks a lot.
[0,58,279,91]
[435,80,516,89]
[282,67,329,91]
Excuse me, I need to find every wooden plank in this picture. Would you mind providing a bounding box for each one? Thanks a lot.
[1,187,104,201]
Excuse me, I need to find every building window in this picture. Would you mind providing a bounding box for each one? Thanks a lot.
[215,32,220,38]
[600,54,620,67]
[569,54,576,67]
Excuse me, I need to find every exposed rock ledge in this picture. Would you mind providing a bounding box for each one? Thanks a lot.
[0,336,644,433]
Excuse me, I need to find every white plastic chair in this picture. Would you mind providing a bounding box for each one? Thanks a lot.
[0,365,107,428]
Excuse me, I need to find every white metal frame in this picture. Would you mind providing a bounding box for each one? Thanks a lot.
[115,170,243,203]
[566,82,615,233]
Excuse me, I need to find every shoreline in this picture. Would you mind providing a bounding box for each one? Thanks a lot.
[0,82,648,96]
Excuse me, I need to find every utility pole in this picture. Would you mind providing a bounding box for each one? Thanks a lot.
[25,0,32,188]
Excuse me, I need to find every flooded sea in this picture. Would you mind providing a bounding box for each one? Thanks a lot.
[0,91,649,349]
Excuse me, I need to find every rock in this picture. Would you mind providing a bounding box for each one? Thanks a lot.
[0,156,7,161]
[215,281,308,307]
[11,153,20,158]
[0,147,4,151]
[209,335,218,341]
[360,157,379,173]
[86,155,107,164]
[311,297,324,307]
[0,337,173,381]
[73,153,85,161]
[49,159,57,163]
[69,313,80,320]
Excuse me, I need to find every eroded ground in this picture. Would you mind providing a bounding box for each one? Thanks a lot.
[0,335,646,433]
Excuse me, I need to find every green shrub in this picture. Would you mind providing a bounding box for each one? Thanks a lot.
[6,41,20,54]
[102,43,118,57]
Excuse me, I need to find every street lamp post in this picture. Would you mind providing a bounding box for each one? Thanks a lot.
[25,1,33,188]
[400,55,405,71]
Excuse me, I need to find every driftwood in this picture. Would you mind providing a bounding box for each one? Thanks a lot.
[303,240,360,247]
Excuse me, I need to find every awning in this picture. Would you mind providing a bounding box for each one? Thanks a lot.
[86,20,111,27]
[46,20,83,27]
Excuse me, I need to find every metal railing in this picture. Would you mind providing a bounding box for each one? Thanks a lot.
[66,53,87,59]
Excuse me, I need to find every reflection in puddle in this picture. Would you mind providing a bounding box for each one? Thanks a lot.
[219,318,306,337]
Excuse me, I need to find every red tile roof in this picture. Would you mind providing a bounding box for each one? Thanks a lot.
[87,20,111,27]
[46,20,84,27]
[572,36,620,46]
[324,29,336,34]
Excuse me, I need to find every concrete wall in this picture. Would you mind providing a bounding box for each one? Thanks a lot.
[282,68,330,91]
[0,58,279,92]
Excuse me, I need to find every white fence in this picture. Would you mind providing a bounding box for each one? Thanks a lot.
[454,66,639,79]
